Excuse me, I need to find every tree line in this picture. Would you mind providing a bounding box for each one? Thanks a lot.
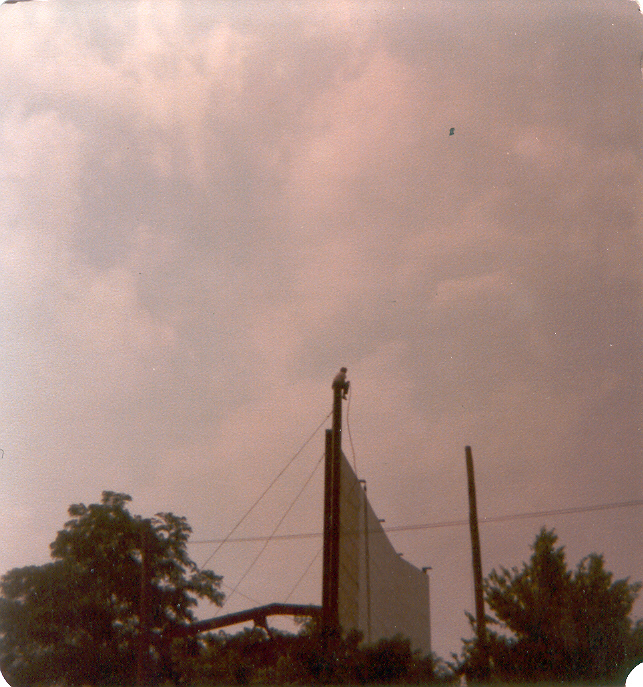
[0,491,641,685]
[457,527,642,684]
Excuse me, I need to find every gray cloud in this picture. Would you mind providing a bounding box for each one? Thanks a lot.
[0,0,641,659]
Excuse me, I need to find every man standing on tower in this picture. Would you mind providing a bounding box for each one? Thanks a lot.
[332,367,350,399]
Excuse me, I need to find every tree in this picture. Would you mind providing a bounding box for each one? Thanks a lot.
[0,491,223,686]
[568,551,642,680]
[460,527,642,682]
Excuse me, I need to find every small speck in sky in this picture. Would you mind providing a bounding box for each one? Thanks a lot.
[449,127,455,135]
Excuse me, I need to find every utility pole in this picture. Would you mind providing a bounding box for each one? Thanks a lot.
[321,428,337,632]
[465,445,489,681]
[321,368,349,669]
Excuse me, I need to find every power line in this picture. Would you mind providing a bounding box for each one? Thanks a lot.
[199,409,332,569]
[214,452,325,612]
[192,498,643,546]
[218,580,262,607]
[390,498,643,533]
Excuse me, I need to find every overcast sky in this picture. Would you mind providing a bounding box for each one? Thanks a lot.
[0,0,641,661]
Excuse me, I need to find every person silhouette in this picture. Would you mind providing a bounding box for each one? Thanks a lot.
[332,367,350,399]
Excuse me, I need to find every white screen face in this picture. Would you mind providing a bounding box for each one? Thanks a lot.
[338,453,430,653]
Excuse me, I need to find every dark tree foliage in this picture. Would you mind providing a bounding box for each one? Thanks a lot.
[0,491,442,685]
[459,527,642,683]
[0,491,223,686]
[183,626,439,685]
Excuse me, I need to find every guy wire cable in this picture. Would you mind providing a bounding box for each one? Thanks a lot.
[200,408,332,569]
[214,451,325,613]
[218,580,262,607]
[346,383,358,473]
[284,544,323,603]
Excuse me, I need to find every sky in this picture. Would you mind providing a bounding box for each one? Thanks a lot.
[0,0,642,663]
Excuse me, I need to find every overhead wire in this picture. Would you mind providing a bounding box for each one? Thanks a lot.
[284,544,323,603]
[215,451,325,612]
[273,380,359,605]
[218,580,262,608]
[192,498,643,545]
[199,408,332,569]
[346,383,358,473]
[387,498,643,533]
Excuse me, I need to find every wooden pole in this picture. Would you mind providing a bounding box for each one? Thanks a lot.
[466,445,489,680]
[321,372,346,678]
[328,382,343,631]
[322,428,334,632]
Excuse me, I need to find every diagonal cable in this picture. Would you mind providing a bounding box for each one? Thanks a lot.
[218,452,325,612]
[284,543,323,603]
[219,580,262,607]
[346,384,358,473]
[200,409,331,569]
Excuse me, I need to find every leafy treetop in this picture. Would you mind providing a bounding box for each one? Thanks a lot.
[0,491,223,686]
[460,527,642,683]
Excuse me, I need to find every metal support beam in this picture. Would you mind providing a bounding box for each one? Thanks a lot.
[169,603,322,638]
